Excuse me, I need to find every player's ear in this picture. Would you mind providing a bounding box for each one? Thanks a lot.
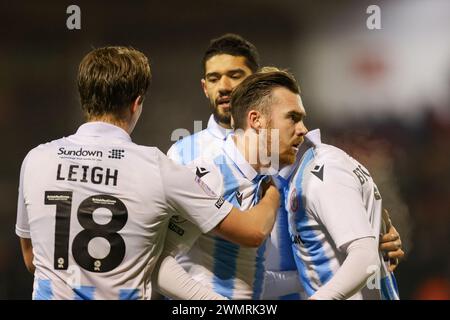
[248,110,262,132]
[131,96,143,114]
[230,115,235,130]
[201,78,209,98]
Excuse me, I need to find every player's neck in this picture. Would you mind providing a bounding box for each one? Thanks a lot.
[86,114,132,134]
[218,122,232,130]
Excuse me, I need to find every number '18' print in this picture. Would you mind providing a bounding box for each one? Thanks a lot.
[45,191,128,273]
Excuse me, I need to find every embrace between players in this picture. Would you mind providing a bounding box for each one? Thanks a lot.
[16,34,404,300]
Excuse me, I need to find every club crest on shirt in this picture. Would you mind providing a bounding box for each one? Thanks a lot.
[290,188,298,212]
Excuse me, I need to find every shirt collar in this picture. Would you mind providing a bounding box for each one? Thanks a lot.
[223,134,258,181]
[277,129,322,180]
[305,128,321,147]
[206,115,233,140]
[75,122,132,142]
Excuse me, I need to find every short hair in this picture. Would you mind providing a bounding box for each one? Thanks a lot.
[77,46,151,118]
[202,33,260,74]
[230,68,300,130]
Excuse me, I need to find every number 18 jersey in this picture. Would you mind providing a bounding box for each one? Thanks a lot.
[15,122,232,300]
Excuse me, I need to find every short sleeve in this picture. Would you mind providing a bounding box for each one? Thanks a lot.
[157,151,232,233]
[164,216,203,256]
[16,152,31,238]
[306,163,374,250]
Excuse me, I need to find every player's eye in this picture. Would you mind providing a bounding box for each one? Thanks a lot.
[287,112,303,123]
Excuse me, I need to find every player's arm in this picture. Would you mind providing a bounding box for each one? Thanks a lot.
[379,209,404,272]
[152,219,227,300]
[159,152,279,248]
[310,237,379,300]
[19,238,35,274]
[16,153,35,274]
[213,183,280,247]
[307,163,380,300]
[153,254,228,300]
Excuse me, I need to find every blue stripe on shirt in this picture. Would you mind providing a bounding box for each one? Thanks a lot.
[34,279,53,300]
[278,205,297,271]
[290,148,333,296]
[251,176,268,300]
[214,155,241,200]
[280,292,301,300]
[381,273,400,300]
[212,155,241,298]
[119,288,140,300]
[252,240,267,300]
[73,286,96,300]
[212,237,239,298]
[176,133,201,165]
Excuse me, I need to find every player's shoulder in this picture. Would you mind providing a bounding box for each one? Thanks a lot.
[308,143,361,176]
[300,143,359,190]
[131,143,163,156]
[167,129,217,163]
[141,145,176,165]
[22,136,67,161]
[316,143,371,174]
[170,129,211,150]
[185,156,224,195]
[314,143,352,165]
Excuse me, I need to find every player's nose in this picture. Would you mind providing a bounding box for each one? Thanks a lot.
[296,121,308,136]
[218,76,233,92]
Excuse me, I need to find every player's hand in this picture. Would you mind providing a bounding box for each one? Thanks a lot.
[379,220,404,272]
[260,179,280,206]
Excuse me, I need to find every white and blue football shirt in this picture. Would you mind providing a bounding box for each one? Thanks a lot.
[168,115,302,300]
[285,129,399,300]
[167,115,232,165]
[15,122,233,300]
[165,134,271,299]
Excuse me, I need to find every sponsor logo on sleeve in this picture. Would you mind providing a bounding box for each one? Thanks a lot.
[194,176,217,197]
[215,196,225,209]
[168,221,185,236]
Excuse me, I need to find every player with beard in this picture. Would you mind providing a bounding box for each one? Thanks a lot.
[156,69,307,299]
[166,34,404,299]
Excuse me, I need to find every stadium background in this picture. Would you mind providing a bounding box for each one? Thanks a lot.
[0,0,449,299]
